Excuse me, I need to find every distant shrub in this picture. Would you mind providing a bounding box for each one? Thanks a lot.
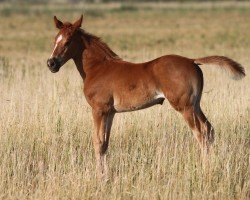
[0,6,31,17]
[85,9,105,18]
[111,4,138,13]
[1,8,11,17]
[0,57,10,78]
[119,4,138,12]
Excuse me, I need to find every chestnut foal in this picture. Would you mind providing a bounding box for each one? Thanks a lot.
[47,15,245,179]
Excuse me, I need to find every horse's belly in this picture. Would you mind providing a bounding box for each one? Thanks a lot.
[113,92,165,113]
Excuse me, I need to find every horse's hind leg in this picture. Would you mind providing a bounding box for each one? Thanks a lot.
[182,106,214,154]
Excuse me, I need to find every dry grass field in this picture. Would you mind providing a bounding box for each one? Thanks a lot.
[0,2,249,199]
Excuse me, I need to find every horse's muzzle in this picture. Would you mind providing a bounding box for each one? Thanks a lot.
[47,58,61,73]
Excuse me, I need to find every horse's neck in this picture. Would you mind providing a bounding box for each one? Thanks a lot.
[74,32,120,80]
[73,45,106,81]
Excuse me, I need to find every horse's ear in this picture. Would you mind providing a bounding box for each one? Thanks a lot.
[73,15,83,29]
[54,16,64,29]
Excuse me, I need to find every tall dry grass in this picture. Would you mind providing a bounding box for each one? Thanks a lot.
[0,2,249,199]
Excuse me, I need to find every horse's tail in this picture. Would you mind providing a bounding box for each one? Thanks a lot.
[193,56,245,80]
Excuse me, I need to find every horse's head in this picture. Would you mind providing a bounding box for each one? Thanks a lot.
[47,15,83,73]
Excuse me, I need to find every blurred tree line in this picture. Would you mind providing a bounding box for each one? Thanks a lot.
[0,0,244,3]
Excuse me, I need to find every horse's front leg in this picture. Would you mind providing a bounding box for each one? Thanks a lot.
[92,109,115,180]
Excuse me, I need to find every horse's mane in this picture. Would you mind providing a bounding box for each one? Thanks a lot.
[79,29,121,60]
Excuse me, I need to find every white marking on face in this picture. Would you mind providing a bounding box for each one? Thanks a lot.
[56,35,63,43]
[50,43,58,58]
[50,34,63,58]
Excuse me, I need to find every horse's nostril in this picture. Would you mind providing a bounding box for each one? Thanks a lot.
[47,58,60,73]
[47,58,55,68]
